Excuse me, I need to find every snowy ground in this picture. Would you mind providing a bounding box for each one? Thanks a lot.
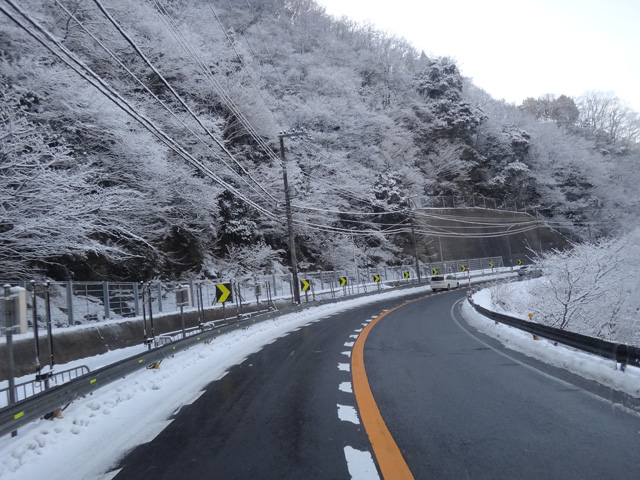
[2,276,637,480]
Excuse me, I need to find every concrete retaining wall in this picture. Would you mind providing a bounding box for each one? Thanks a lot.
[0,300,292,381]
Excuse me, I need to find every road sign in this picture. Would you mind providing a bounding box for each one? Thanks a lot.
[489,262,494,269]
[338,276,347,286]
[517,259,523,265]
[403,271,410,279]
[373,274,381,283]
[432,268,438,275]
[461,265,467,272]
[175,287,191,307]
[300,279,310,291]
[215,283,232,303]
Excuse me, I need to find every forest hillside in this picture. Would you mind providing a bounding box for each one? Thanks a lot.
[1,0,638,281]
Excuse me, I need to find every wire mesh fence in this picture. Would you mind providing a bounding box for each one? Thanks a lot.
[1,256,504,331]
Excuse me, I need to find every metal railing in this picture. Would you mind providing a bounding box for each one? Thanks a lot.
[3,257,503,329]
[0,279,430,439]
[467,296,640,369]
[0,365,90,409]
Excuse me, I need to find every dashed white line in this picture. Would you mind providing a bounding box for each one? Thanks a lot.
[337,404,360,424]
[344,341,355,347]
[341,351,352,358]
[338,363,351,372]
[349,334,359,339]
[339,382,353,393]
[344,446,380,480]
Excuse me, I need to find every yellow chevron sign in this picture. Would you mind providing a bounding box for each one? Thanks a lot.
[403,271,410,279]
[461,265,467,272]
[373,274,381,283]
[432,268,438,275]
[489,262,494,269]
[300,279,310,291]
[339,276,347,286]
[216,283,232,303]
[517,259,523,265]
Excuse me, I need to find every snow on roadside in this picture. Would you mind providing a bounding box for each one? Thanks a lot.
[0,286,430,480]
[461,298,640,399]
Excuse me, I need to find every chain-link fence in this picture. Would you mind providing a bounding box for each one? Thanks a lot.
[1,256,504,331]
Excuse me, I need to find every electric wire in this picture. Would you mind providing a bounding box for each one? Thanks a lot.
[92,0,281,202]
[52,0,278,208]
[152,0,284,168]
[3,0,554,244]
[0,0,281,222]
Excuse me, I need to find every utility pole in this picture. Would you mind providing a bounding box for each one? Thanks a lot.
[279,129,308,305]
[407,199,422,283]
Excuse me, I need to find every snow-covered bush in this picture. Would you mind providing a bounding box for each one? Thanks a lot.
[523,236,638,344]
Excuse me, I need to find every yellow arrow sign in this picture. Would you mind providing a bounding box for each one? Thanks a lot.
[373,274,381,283]
[489,262,494,269]
[300,279,310,291]
[432,268,438,275]
[461,265,467,272]
[403,271,410,279]
[339,276,347,286]
[216,283,232,303]
[517,259,523,265]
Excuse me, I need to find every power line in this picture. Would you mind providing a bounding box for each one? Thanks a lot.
[52,0,278,208]
[91,0,280,203]
[151,0,284,168]
[0,0,281,222]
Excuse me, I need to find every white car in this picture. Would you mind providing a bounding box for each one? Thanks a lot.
[430,274,460,291]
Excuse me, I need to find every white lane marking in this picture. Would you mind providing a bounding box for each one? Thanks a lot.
[341,351,352,358]
[338,363,351,372]
[339,382,353,393]
[337,404,360,424]
[344,341,355,347]
[361,323,369,327]
[349,334,359,339]
[344,446,380,480]
[354,328,363,333]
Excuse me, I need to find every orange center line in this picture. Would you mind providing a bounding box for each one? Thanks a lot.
[351,297,427,480]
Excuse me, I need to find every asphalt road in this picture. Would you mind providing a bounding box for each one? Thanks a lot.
[366,291,640,479]
[111,289,640,479]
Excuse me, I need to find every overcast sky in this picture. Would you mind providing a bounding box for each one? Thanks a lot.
[317,0,640,112]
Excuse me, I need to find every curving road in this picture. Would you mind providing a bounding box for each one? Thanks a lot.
[111,289,640,479]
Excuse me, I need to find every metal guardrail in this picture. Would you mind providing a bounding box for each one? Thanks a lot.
[0,365,90,409]
[0,280,431,439]
[0,275,526,439]
[467,296,640,368]
[0,308,282,439]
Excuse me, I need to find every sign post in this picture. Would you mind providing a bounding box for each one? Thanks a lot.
[176,285,191,338]
[216,283,233,321]
[300,279,310,302]
[339,276,348,296]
